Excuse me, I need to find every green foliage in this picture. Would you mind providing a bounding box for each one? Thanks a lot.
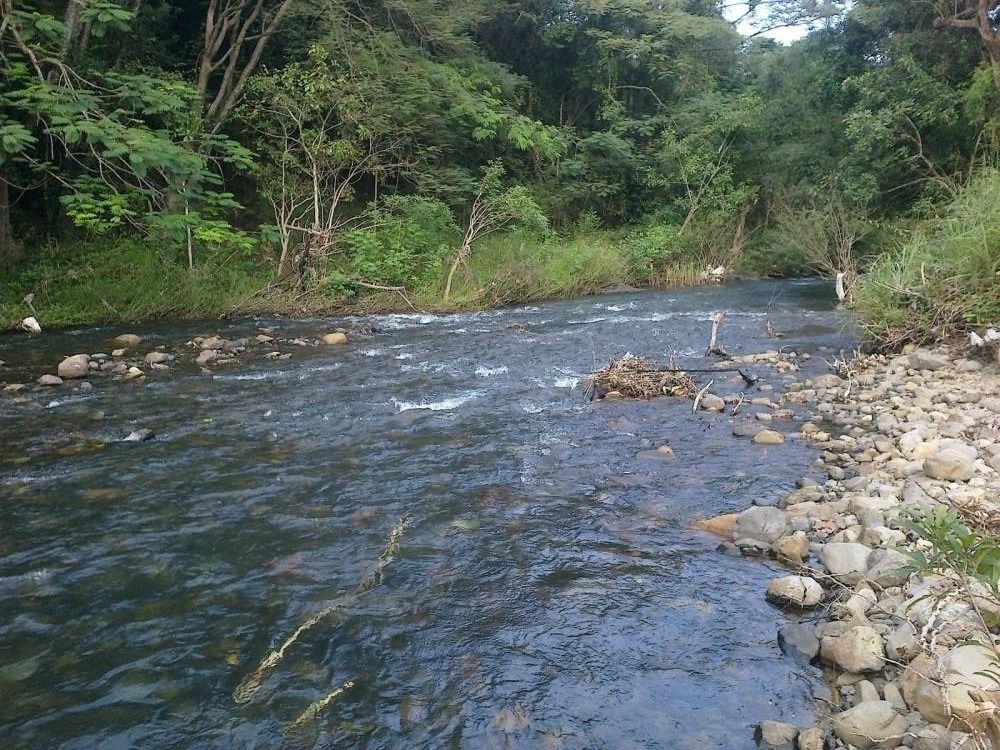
[901,504,1000,602]
[342,196,459,287]
[856,169,1000,346]
[623,223,683,282]
[0,237,271,327]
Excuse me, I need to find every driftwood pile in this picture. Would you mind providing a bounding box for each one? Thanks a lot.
[586,354,697,400]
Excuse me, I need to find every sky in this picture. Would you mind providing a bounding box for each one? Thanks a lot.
[724,2,815,45]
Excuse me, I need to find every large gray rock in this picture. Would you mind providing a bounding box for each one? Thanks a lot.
[777,623,820,664]
[831,700,910,749]
[907,351,949,371]
[753,429,785,445]
[734,506,788,544]
[145,351,174,365]
[865,547,912,588]
[57,353,90,379]
[755,720,797,750]
[820,542,873,585]
[822,625,885,673]
[766,575,824,608]
[923,449,975,482]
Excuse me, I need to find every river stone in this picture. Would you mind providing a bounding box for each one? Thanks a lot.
[777,623,820,664]
[831,700,909,749]
[811,374,844,389]
[37,374,63,386]
[766,575,824,608]
[939,644,1000,733]
[795,727,827,750]
[908,350,950,370]
[819,542,873,585]
[923,449,975,481]
[699,393,725,411]
[691,513,738,538]
[773,531,810,564]
[734,506,787,544]
[865,547,911,588]
[122,428,154,442]
[899,653,948,726]
[322,332,348,345]
[733,421,766,437]
[57,354,90,379]
[753,429,785,445]
[113,333,142,346]
[823,625,885,673]
[898,429,925,455]
[145,351,174,365]
[195,349,218,366]
[754,719,797,750]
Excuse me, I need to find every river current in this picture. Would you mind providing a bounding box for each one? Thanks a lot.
[0,279,854,749]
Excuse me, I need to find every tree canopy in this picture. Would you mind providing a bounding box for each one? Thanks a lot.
[3,0,1000,301]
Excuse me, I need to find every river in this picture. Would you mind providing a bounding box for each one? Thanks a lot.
[0,279,854,749]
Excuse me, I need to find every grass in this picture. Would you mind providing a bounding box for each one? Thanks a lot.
[854,169,1000,348]
[2,222,758,329]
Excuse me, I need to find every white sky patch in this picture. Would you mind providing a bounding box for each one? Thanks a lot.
[724,2,815,45]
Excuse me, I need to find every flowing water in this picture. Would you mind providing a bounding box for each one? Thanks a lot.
[0,280,854,749]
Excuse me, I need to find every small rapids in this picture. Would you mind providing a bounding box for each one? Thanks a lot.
[0,280,853,749]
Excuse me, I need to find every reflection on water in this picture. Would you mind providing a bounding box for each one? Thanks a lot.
[0,280,852,748]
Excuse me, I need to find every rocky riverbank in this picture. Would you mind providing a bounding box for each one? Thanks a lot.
[700,344,1000,750]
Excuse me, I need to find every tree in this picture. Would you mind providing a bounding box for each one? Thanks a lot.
[444,159,548,302]
[934,0,1000,91]
[240,44,413,282]
[196,0,297,133]
[0,1,254,269]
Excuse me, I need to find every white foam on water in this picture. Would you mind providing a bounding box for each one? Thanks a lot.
[475,365,508,378]
[395,352,415,360]
[391,392,480,412]
[552,376,579,389]
[359,348,384,357]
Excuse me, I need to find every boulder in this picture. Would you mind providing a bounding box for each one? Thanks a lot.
[819,542,873,585]
[322,332,348,345]
[37,374,63,386]
[698,393,725,411]
[907,351,949,371]
[691,513,738,538]
[831,700,909,749]
[112,333,142,346]
[773,531,810,565]
[766,575,824,608]
[145,351,174,365]
[923,449,975,482]
[754,720,797,750]
[57,354,90,379]
[753,429,785,445]
[734,506,788,544]
[777,624,820,664]
[822,625,885,673]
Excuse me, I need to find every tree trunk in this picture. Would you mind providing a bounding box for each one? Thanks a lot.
[0,177,22,270]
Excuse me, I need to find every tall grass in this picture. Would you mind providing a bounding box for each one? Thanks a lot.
[855,169,1000,348]
[0,239,272,328]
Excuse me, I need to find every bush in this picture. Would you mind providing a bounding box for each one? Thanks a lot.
[341,196,460,288]
[855,169,1000,348]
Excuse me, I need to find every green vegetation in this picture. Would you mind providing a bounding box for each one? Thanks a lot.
[855,170,1000,348]
[1,0,1000,339]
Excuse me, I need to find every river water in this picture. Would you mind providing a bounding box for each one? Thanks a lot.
[0,280,854,749]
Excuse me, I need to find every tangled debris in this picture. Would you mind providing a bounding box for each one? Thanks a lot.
[586,353,697,400]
